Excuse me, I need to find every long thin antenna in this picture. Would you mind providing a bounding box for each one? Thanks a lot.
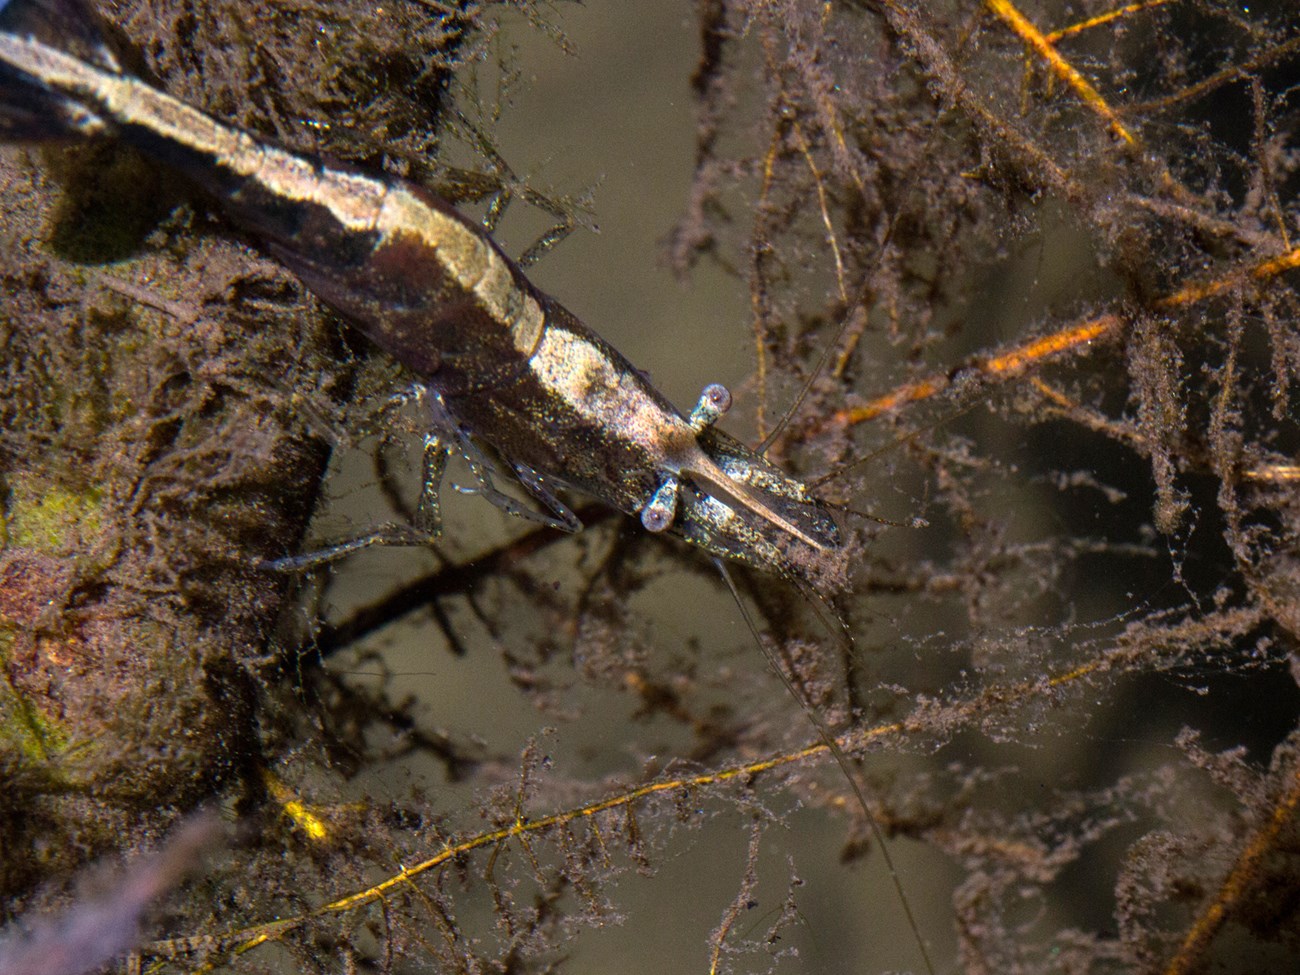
[714,559,936,975]
[809,401,983,491]
[756,300,862,456]
[758,204,902,458]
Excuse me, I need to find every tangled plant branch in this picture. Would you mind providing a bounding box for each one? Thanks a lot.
[3,1,1300,973]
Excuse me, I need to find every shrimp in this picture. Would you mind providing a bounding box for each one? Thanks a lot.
[0,0,845,591]
[0,3,935,970]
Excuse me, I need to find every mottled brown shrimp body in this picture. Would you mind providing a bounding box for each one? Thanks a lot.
[0,0,844,587]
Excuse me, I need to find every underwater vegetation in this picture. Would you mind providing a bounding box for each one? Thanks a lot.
[2,1,1300,973]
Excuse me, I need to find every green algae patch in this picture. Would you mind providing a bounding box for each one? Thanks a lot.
[3,474,105,558]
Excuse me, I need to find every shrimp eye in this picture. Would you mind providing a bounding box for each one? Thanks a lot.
[640,475,680,533]
[641,505,672,532]
[689,383,732,431]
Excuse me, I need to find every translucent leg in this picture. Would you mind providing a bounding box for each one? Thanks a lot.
[263,388,586,572]
[510,464,582,533]
[261,432,452,572]
[413,432,451,536]
[260,522,441,571]
[450,439,581,533]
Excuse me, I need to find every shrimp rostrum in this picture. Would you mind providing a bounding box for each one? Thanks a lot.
[0,0,845,590]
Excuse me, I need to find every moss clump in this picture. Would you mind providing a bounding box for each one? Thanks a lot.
[2,473,104,558]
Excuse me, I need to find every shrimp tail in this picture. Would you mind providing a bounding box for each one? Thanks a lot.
[0,0,120,141]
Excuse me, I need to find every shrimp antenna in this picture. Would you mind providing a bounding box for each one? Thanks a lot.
[820,498,929,530]
[713,558,936,975]
[809,400,984,491]
[757,199,907,457]
[755,295,863,456]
